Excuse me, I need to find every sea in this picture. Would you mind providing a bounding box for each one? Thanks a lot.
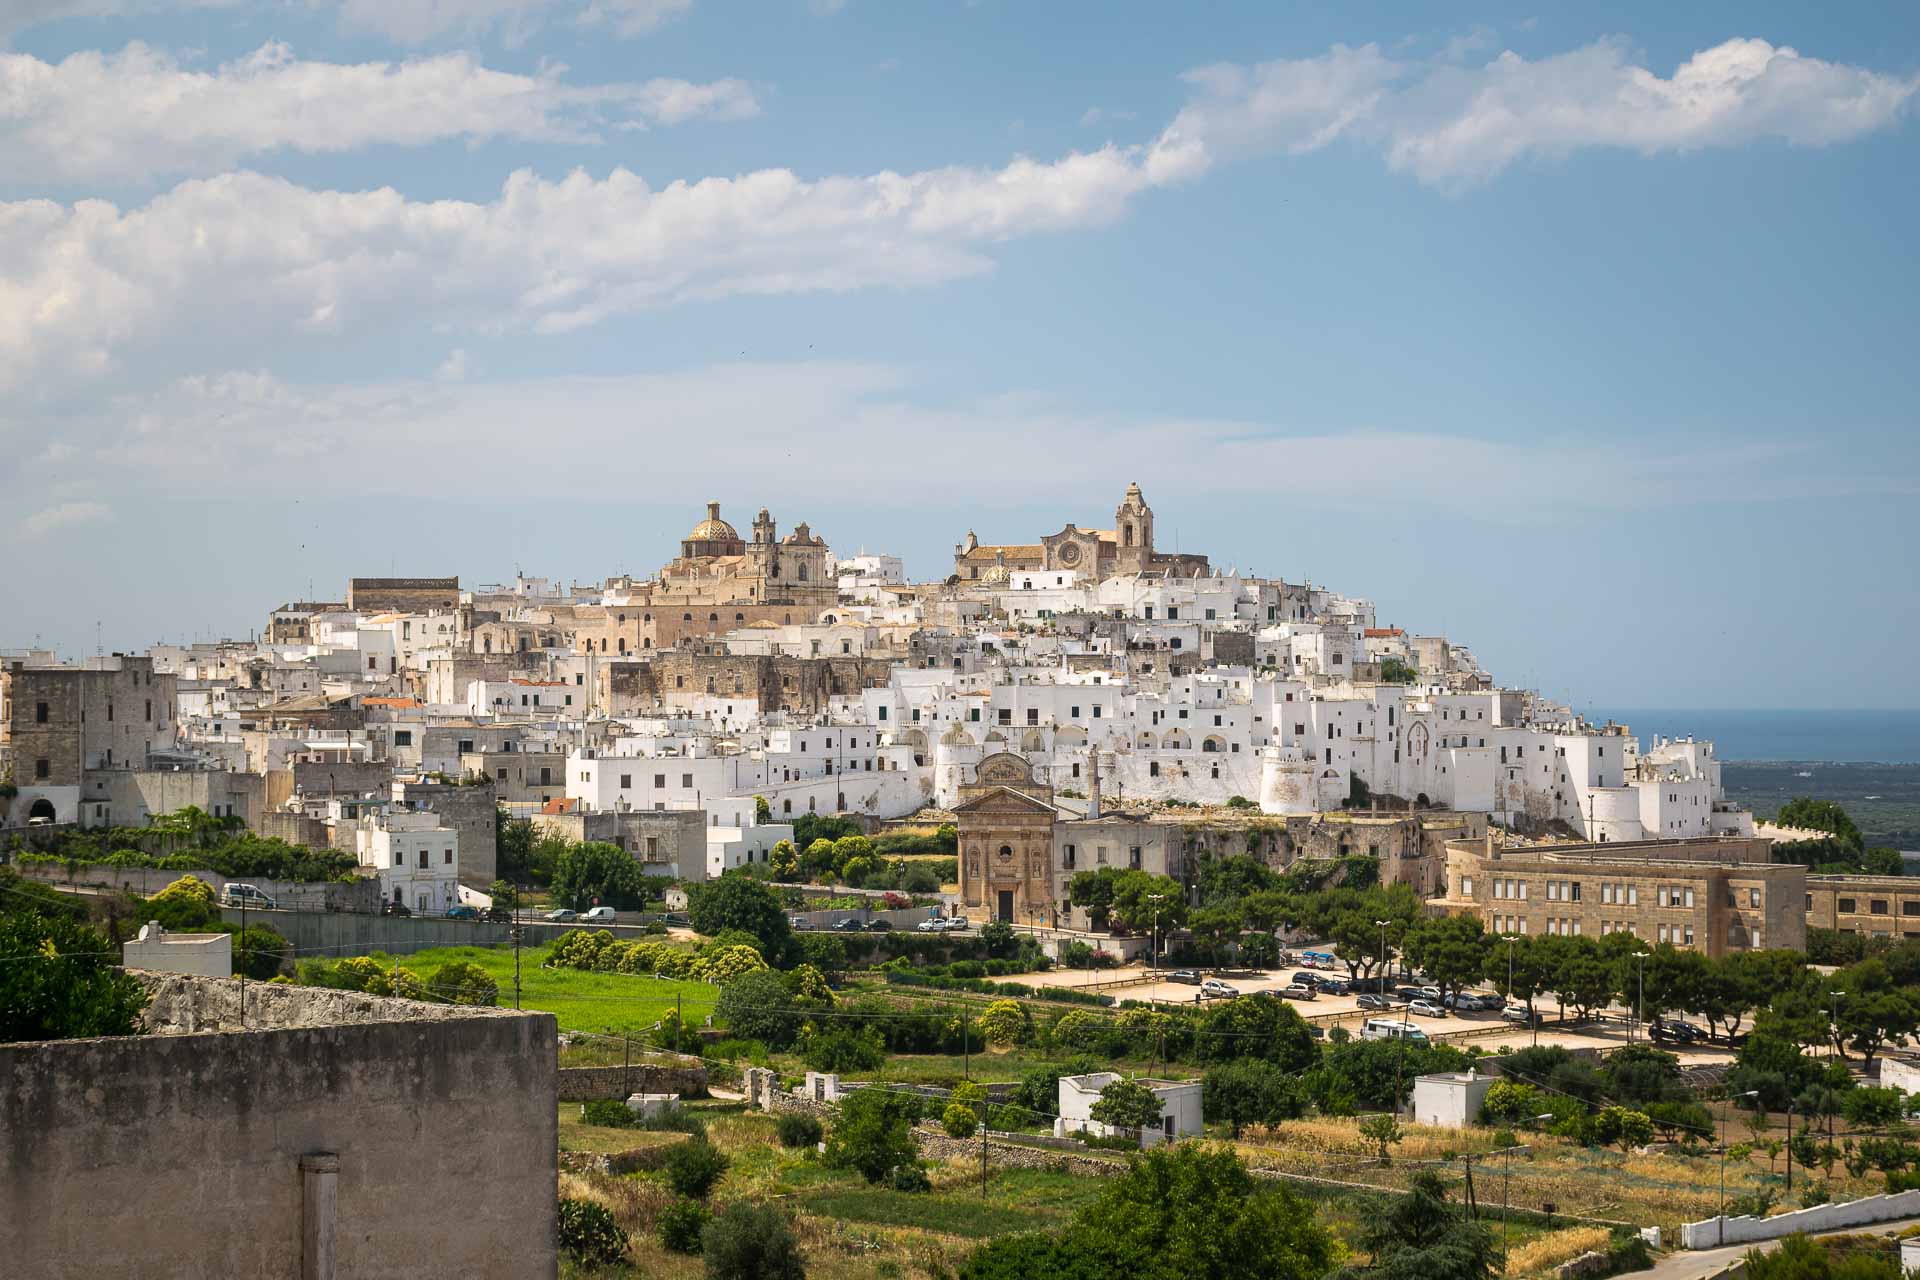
[1591,709,1919,765]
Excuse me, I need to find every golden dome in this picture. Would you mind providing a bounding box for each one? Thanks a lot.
[979,563,1012,585]
[687,502,739,542]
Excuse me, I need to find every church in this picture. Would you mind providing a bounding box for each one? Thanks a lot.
[952,483,1209,584]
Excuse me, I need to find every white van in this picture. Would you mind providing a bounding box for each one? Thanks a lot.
[1360,1018,1429,1045]
[219,883,278,910]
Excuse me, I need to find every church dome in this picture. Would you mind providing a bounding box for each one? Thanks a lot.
[979,563,1011,585]
[687,502,739,542]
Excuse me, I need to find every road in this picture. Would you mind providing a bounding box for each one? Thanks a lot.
[1645,1215,1920,1280]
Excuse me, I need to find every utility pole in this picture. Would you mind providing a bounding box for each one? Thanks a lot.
[238,888,248,1029]
[512,882,522,1010]
[962,1004,970,1080]
[1722,1090,1759,1244]
[979,1097,989,1199]
[1632,951,1649,1045]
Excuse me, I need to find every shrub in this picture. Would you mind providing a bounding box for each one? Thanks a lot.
[715,968,802,1049]
[145,874,220,930]
[890,1162,933,1193]
[801,1025,887,1074]
[664,1139,732,1199]
[429,959,498,1006]
[943,1102,980,1139]
[556,1197,627,1267]
[702,1202,806,1280]
[825,1088,923,1184]
[581,1098,640,1129]
[776,1112,824,1149]
[658,1198,713,1254]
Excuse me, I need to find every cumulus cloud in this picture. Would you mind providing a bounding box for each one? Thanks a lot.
[0,42,759,183]
[19,499,111,538]
[1150,36,1919,186]
[1,0,694,44]
[0,145,1163,392]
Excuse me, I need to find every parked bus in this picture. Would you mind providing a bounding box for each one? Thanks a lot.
[1360,1018,1429,1045]
[1300,950,1337,967]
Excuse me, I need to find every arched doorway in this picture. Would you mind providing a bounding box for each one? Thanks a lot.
[27,798,57,822]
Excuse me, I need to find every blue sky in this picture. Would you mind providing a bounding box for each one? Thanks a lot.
[3,1,1917,711]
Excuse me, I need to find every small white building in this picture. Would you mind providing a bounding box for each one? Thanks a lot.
[1412,1068,1497,1129]
[123,921,232,978]
[357,810,461,915]
[1054,1071,1203,1148]
[1878,1056,1920,1098]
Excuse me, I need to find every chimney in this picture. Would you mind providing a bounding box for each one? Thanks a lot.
[1087,750,1102,819]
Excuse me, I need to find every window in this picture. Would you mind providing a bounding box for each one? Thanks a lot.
[1149,762,1160,777]
[1904,902,1920,917]
[418,849,429,868]
[878,706,888,720]
[1461,876,1474,897]
[654,774,666,788]
[1026,708,1039,725]
[681,773,693,788]
[1092,705,1103,718]
[1838,898,1857,914]
[444,848,453,864]
[394,730,413,747]
[1871,899,1890,915]
[1064,844,1076,869]
[1749,888,1761,908]
[35,701,48,723]
[620,774,632,789]
[35,758,50,779]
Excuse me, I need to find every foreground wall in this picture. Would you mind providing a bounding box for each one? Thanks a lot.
[0,976,558,1280]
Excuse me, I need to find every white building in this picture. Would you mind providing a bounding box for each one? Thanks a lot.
[123,921,232,979]
[1411,1069,1497,1129]
[357,811,460,914]
[1053,1071,1203,1148]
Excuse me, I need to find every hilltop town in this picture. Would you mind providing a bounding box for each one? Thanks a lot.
[6,487,1918,1279]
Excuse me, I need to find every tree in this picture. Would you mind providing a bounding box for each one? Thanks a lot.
[824,1087,922,1183]
[1359,1113,1403,1164]
[1109,871,1187,936]
[1401,916,1491,1002]
[231,924,289,981]
[1,908,147,1042]
[979,920,1017,958]
[1068,868,1121,930]
[495,808,541,886]
[664,1139,731,1199]
[1832,959,1920,1066]
[943,1102,979,1138]
[488,879,519,911]
[1197,994,1318,1071]
[1488,934,1554,1021]
[551,840,647,911]
[687,875,792,955]
[715,969,802,1049]
[767,840,799,880]
[1480,1081,1544,1125]
[1590,1106,1655,1155]
[429,959,499,1006]
[1203,1059,1306,1137]
[754,794,772,825]
[1533,935,1618,1022]
[1089,1079,1163,1137]
[1065,1143,1336,1280]
[1776,799,1864,852]
[1239,932,1281,968]
[1336,1171,1499,1280]
[702,1202,806,1280]
[975,998,1031,1047]
[144,874,220,930]
[703,945,771,984]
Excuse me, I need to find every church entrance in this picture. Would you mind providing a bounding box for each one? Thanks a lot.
[995,890,1014,923]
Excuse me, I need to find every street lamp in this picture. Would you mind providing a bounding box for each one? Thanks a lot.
[1148,893,1165,978]
[1721,1090,1760,1245]
[1631,951,1650,1044]
[1375,918,1392,988]
[1829,990,1845,1065]
[1784,1100,1797,1193]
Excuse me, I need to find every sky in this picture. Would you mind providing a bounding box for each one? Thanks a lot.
[3,2,1917,712]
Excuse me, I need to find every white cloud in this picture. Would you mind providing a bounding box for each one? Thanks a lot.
[435,348,469,381]
[0,0,694,45]
[0,145,1163,393]
[1151,37,1919,186]
[19,499,110,538]
[25,363,1914,516]
[0,42,759,183]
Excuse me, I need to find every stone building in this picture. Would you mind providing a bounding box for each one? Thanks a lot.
[529,807,706,882]
[1804,875,1920,940]
[1430,834,1804,957]
[953,483,1210,583]
[1,654,179,827]
[345,576,460,613]
[574,503,839,657]
[599,652,893,718]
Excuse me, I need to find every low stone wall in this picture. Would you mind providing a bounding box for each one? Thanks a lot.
[557,1062,709,1101]
[136,969,531,1032]
[913,1129,1125,1179]
[15,859,382,912]
[1681,1189,1920,1250]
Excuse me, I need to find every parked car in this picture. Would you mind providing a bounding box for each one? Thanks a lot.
[483,905,512,923]
[788,914,808,929]
[543,907,578,922]
[445,904,478,920]
[220,883,278,910]
[1406,999,1448,1018]
[660,912,690,927]
[1291,971,1322,987]
[380,900,412,917]
[1395,986,1427,1003]
[1274,950,1296,965]
[938,916,970,932]
[581,906,618,924]
[832,917,865,932]
[1356,992,1392,1011]
[865,919,893,932]
[1315,977,1352,995]
[1280,983,1318,1001]
[1416,986,1443,1002]
[1201,979,1239,999]
[916,917,946,932]
[1501,1005,1538,1024]
[1166,969,1204,985]
[1653,1019,1706,1044]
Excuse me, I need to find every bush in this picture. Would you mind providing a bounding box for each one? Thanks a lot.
[801,1025,887,1073]
[658,1198,712,1254]
[702,1202,806,1280]
[428,959,498,1006]
[557,1196,627,1267]
[890,1162,933,1193]
[943,1102,980,1139]
[664,1138,732,1199]
[825,1088,923,1183]
[776,1112,824,1149]
[581,1098,640,1129]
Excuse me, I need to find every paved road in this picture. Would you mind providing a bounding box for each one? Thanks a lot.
[1646,1215,1920,1280]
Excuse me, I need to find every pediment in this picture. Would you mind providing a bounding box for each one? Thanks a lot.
[953,786,1058,817]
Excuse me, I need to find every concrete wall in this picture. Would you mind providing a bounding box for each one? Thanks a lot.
[1681,1189,1920,1250]
[557,1062,709,1101]
[14,860,383,913]
[0,974,557,1280]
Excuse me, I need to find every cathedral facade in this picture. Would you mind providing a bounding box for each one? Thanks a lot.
[953,483,1209,584]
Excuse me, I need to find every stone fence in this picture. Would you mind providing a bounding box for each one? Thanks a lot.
[1680,1188,1920,1250]
[557,1062,709,1101]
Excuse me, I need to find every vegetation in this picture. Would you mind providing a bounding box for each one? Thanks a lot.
[656,1198,712,1254]
[700,1202,806,1280]
[663,1138,732,1199]
[823,1088,923,1184]
[556,1196,627,1268]
[1378,657,1419,684]
[13,809,356,881]
[1,905,148,1042]
[1334,1170,1498,1280]
[774,1112,822,1149]
[550,840,670,911]
[428,959,499,1006]
[688,875,793,955]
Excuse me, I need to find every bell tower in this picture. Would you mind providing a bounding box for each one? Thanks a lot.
[1114,482,1153,573]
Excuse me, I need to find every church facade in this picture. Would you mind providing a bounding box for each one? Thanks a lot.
[953,483,1209,584]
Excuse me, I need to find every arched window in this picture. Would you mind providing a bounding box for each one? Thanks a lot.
[706,678,716,694]
[617,613,626,623]
[734,613,744,622]
[683,613,692,622]
[797,563,809,581]
[617,638,626,654]
[999,844,1013,859]
[708,613,718,623]
[643,639,652,649]
[643,613,651,623]
[1123,523,1134,547]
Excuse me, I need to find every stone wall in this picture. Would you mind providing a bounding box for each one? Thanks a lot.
[1681,1189,1920,1250]
[557,1062,710,1101]
[14,859,383,913]
[1,972,556,1280]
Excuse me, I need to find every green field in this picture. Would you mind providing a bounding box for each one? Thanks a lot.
[385,943,715,1035]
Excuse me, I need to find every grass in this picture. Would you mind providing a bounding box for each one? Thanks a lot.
[381,942,714,1036]
[1504,1226,1612,1278]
